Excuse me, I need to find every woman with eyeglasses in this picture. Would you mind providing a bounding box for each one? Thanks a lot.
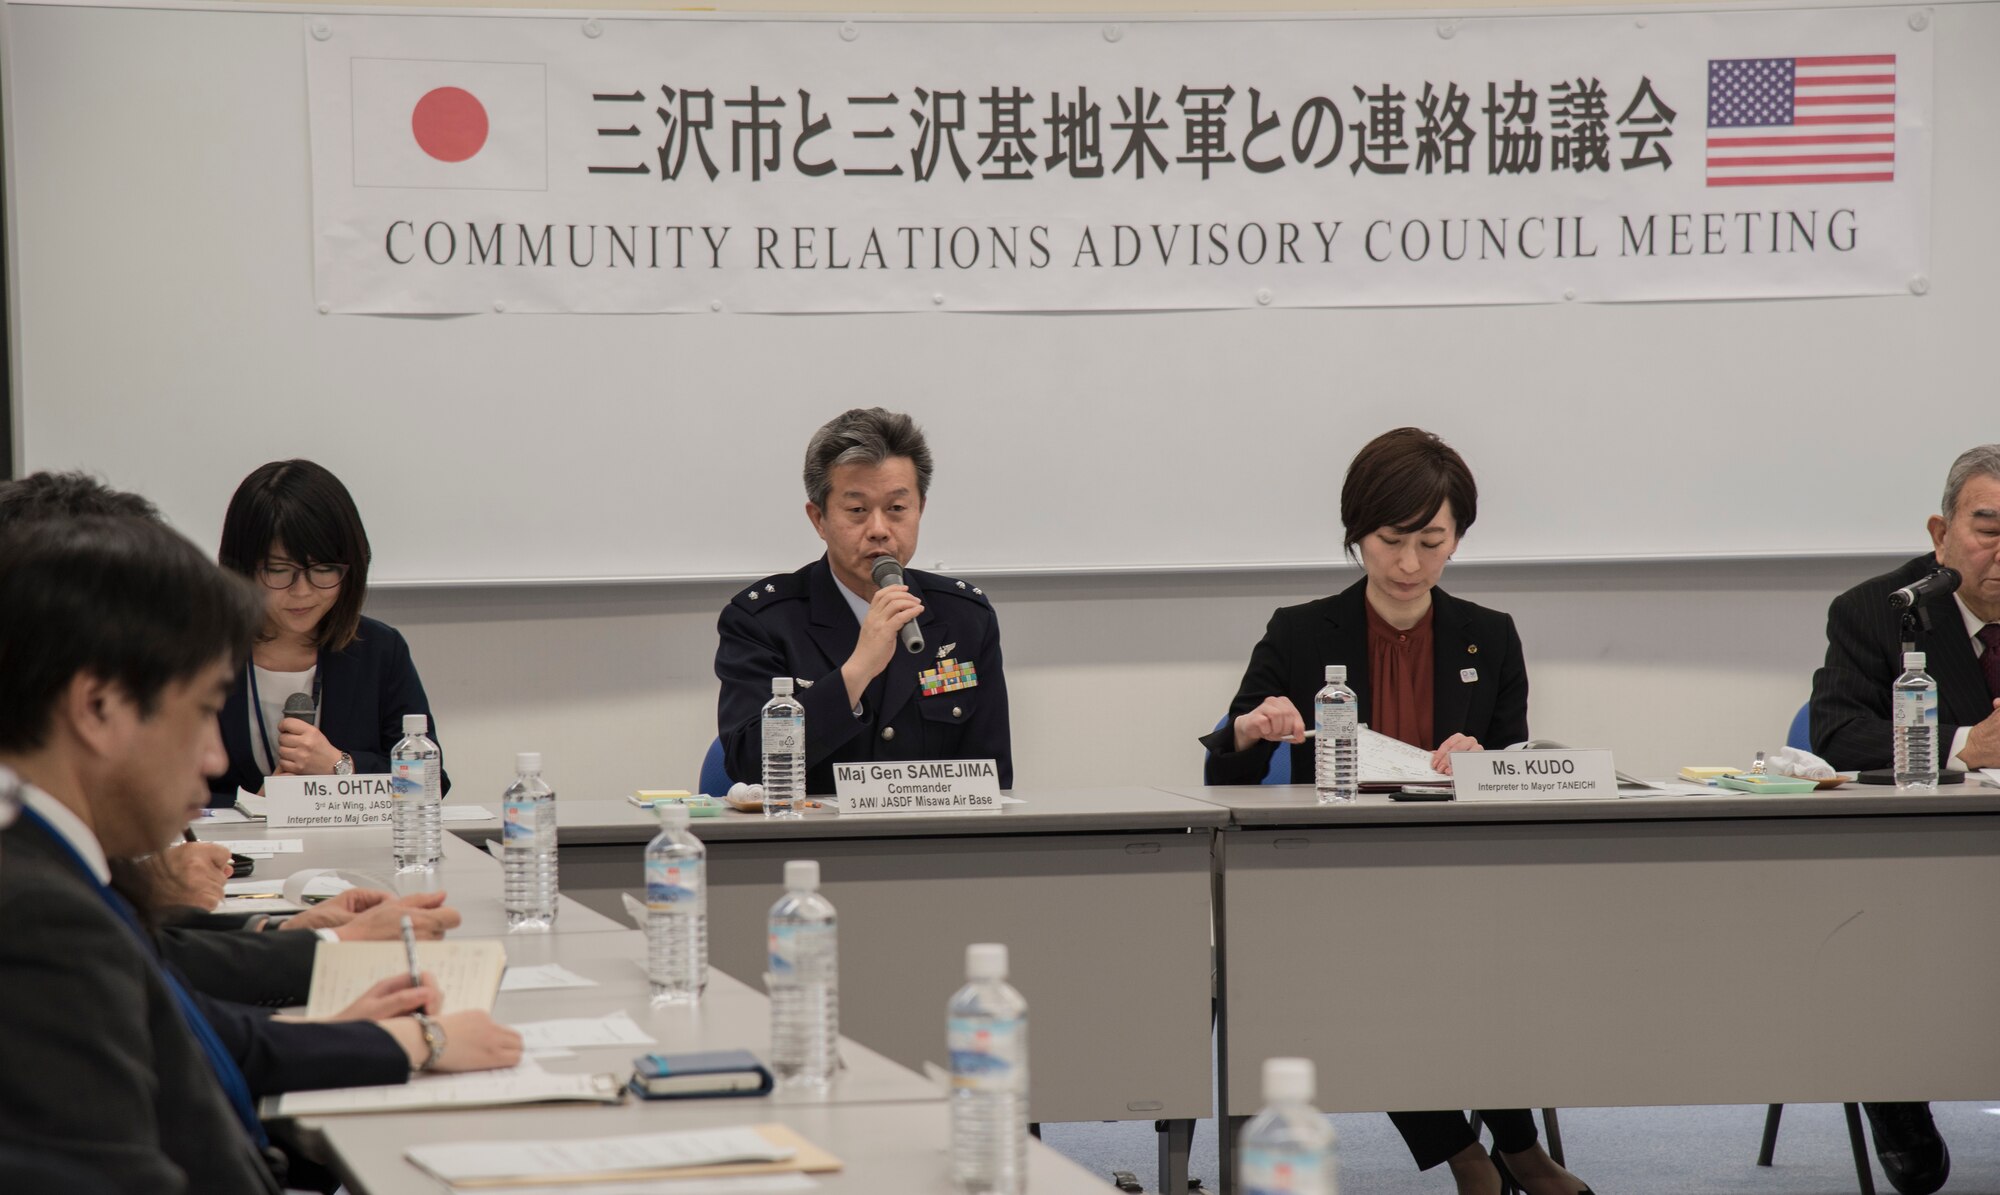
[209,460,449,805]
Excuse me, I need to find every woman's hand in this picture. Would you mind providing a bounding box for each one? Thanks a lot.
[151,842,234,910]
[276,716,343,775]
[1233,696,1307,752]
[330,972,441,1022]
[1429,734,1482,775]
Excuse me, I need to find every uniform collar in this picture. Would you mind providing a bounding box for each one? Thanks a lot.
[14,775,111,885]
[831,573,871,626]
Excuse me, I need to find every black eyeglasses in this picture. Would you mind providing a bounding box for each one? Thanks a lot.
[256,561,349,590]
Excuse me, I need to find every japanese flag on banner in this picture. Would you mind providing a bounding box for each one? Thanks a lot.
[350,57,547,190]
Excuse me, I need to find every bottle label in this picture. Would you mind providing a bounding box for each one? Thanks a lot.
[1893,688,1938,729]
[1241,1145,1333,1195]
[647,856,702,911]
[767,921,834,977]
[948,1014,1023,1092]
[1315,702,1358,740]
[502,796,536,842]
[763,714,803,755]
[391,758,430,802]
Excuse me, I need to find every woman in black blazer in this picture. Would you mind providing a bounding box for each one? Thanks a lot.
[1201,429,1590,1195]
[209,461,449,804]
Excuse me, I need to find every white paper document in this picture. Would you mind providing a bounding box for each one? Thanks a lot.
[212,838,304,857]
[442,804,495,821]
[1358,728,1450,785]
[500,963,599,992]
[489,1175,819,1195]
[233,790,268,818]
[516,1010,656,1051]
[305,939,507,1017]
[406,1126,792,1185]
[195,807,251,824]
[274,1061,621,1117]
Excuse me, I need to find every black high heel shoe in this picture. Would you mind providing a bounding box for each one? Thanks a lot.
[1491,1147,1596,1195]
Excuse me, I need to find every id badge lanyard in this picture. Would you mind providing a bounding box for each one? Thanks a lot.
[248,662,322,776]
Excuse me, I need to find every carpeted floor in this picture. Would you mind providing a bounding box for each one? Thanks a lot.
[1041,1102,2000,1194]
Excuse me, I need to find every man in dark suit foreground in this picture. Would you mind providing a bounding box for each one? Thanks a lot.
[1808,443,2000,1195]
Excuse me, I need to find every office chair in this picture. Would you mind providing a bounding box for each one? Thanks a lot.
[1758,702,1877,1193]
[1205,716,1292,784]
[697,737,733,796]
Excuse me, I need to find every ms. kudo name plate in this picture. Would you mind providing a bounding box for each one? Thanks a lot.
[832,760,1002,815]
[1451,750,1619,802]
[265,774,396,827]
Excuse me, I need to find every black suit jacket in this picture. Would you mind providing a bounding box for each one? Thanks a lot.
[716,556,1013,795]
[1200,579,1530,785]
[212,615,448,804]
[1810,553,1992,771]
[0,819,280,1195]
[160,915,319,1007]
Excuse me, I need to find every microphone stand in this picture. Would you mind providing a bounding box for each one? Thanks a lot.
[1900,605,1934,658]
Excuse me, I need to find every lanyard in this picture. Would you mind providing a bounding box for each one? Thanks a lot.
[248,661,321,777]
[15,805,270,1149]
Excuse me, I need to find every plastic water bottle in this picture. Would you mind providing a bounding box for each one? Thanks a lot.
[389,714,442,873]
[767,859,838,1087]
[1315,665,1359,804]
[1239,1057,1338,1195]
[645,802,707,1004]
[1894,650,1940,792]
[949,943,1029,1195]
[501,752,558,930]
[762,677,805,819]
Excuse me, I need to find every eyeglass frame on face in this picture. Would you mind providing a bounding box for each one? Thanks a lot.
[255,558,349,590]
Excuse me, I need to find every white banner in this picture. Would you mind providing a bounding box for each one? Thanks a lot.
[306,7,1932,313]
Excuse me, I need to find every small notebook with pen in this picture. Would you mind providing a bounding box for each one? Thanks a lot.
[629,1049,774,1099]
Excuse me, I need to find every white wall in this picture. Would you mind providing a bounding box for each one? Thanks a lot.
[370,552,1901,803]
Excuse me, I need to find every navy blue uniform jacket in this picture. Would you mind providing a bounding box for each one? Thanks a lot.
[1810,552,1993,771]
[716,556,1013,795]
[1200,578,1530,785]
[211,615,448,804]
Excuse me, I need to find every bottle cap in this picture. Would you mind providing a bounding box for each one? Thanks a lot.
[402,713,428,735]
[966,943,1008,980]
[657,802,690,827]
[772,676,795,696]
[516,752,541,773]
[784,859,819,891]
[1262,1057,1315,1103]
[1904,651,1926,669]
[1325,664,1346,684]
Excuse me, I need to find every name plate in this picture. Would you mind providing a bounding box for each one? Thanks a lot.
[265,774,396,828]
[1451,750,1619,802]
[831,760,1003,815]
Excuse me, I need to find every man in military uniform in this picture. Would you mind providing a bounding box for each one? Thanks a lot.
[715,408,1012,795]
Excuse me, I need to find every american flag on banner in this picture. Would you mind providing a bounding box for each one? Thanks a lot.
[1706,55,1896,187]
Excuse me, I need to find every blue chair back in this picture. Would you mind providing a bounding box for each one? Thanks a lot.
[1208,717,1292,785]
[1786,702,1812,752]
[698,737,734,796]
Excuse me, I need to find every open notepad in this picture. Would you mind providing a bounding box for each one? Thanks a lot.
[304,939,507,1018]
[272,1061,622,1117]
[405,1124,841,1188]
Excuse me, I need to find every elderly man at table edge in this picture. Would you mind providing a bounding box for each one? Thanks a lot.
[1808,442,2000,1195]
[715,407,1013,797]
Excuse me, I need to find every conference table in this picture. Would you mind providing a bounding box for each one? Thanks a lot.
[196,818,1118,1195]
[454,788,1227,1192]
[1163,780,2000,1189]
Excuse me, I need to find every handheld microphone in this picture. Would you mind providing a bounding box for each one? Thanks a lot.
[281,691,319,728]
[1888,566,1962,610]
[870,555,926,655]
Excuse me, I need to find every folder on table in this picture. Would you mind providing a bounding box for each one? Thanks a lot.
[404,1122,841,1187]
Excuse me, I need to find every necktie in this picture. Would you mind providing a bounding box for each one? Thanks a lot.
[1980,623,2000,700]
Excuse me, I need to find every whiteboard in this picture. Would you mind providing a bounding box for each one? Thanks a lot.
[6,0,1992,584]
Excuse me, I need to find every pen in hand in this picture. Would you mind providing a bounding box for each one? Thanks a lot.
[182,826,200,844]
[400,914,422,989]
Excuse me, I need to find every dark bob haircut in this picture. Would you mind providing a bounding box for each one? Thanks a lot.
[0,516,262,752]
[1340,427,1478,558]
[217,460,372,652]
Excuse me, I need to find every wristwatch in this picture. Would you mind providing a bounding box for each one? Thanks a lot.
[333,752,354,776]
[412,1012,447,1072]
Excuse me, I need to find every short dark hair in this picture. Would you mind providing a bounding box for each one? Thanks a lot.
[1340,427,1478,557]
[0,516,262,752]
[802,408,934,511]
[217,461,372,652]
[0,471,160,527]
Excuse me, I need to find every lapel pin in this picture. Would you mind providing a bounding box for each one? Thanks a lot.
[1467,644,1479,654]
[937,642,957,659]
[1461,668,1478,683]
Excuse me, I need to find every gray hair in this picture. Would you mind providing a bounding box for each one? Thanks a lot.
[1942,444,2000,518]
[802,408,934,511]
